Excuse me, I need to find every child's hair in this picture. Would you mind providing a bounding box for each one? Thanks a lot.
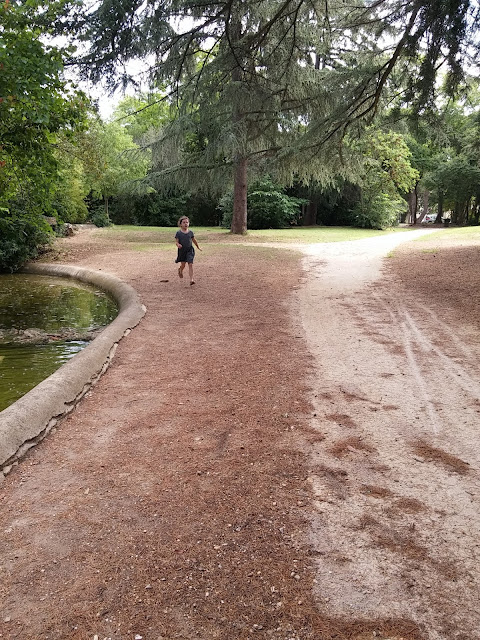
[177,216,190,226]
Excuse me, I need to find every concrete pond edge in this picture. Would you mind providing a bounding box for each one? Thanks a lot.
[0,263,146,477]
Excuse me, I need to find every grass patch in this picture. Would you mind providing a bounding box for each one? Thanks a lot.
[413,225,480,243]
[440,226,480,241]
[96,224,410,246]
[386,224,480,257]
[226,225,409,243]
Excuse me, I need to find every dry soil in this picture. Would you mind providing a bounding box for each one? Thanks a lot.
[0,226,479,640]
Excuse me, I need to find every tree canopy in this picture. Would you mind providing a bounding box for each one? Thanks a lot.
[0,0,89,270]
[75,0,480,232]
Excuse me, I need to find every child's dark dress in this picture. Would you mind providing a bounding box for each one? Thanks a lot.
[175,229,195,264]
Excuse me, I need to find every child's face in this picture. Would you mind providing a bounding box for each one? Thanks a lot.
[181,218,190,230]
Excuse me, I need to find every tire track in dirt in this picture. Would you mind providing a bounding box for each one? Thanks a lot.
[365,293,480,444]
[297,231,480,640]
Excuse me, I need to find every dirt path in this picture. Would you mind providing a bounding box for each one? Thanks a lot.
[0,228,479,640]
[297,230,480,639]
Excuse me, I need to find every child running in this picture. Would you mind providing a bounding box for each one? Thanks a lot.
[174,216,202,285]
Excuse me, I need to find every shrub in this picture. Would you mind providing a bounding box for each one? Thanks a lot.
[0,211,52,272]
[108,190,221,227]
[108,192,187,226]
[89,207,112,227]
[352,191,405,229]
[220,178,305,229]
[53,191,89,224]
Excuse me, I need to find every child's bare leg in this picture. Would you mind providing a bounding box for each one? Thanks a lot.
[178,262,186,278]
[188,263,194,284]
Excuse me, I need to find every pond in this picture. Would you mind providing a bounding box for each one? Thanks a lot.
[0,274,118,412]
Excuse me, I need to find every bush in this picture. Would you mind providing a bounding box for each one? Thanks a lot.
[142,192,189,226]
[53,192,89,224]
[108,192,187,226]
[108,190,221,227]
[89,207,112,227]
[220,178,305,229]
[352,192,405,229]
[186,193,221,226]
[0,212,52,272]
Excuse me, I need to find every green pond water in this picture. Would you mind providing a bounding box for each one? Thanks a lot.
[0,274,118,412]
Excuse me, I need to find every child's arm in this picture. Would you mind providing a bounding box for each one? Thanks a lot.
[193,238,202,251]
[175,235,182,249]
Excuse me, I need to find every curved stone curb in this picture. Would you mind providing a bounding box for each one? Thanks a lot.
[0,263,146,476]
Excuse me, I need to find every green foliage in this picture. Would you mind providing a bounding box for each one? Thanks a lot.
[108,190,219,227]
[397,95,480,224]
[352,192,406,230]
[360,130,420,196]
[141,192,188,226]
[109,191,188,226]
[78,119,150,204]
[0,0,89,269]
[0,213,51,273]
[403,0,473,112]
[424,155,480,221]
[220,179,305,229]
[111,93,172,143]
[247,181,306,229]
[347,130,417,229]
[289,180,361,227]
[89,207,112,227]
[51,145,90,223]
[77,0,480,232]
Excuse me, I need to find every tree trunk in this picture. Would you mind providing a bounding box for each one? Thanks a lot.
[407,188,417,224]
[231,156,248,234]
[229,12,247,235]
[422,189,429,220]
[104,195,109,218]
[474,194,480,225]
[302,201,317,225]
[437,191,444,220]
[468,197,475,224]
[453,201,462,224]
[415,189,430,224]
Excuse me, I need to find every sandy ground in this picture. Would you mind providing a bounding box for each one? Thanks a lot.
[298,230,480,639]
[0,226,479,640]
